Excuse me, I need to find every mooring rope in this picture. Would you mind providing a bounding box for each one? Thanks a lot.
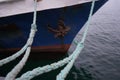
[4,0,38,80]
[15,54,73,80]
[5,47,31,80]
[0,0,96,80]
[81,0,96,44]
[5,24,37,80]
[56,1,96,80]
[15,0,96,80]
[56,42,84,80]
[0,44,27,67]
[0,0,37,67]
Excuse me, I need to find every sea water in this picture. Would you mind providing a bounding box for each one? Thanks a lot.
[68,0,120,80]
[0,0,120,80]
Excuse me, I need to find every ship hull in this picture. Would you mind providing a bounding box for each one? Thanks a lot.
[0,0,107,59]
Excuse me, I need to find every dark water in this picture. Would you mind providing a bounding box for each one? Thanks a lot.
[0,57,93,80]
[68,0,120,80]
[0,0,120,80]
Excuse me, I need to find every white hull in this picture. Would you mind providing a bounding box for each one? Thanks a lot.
[0,0,94,17]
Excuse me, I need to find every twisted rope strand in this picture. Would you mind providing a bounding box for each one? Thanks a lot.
[4,0,38,80]
[16,52,75,80]
[0,1,37,67]
[1,0,95,80]
[5,24,37,80]
[0,24,37,67]
[5,47,31,80]
[0,44,28,67]
[56,0,96,80]
[15,0,95,80]
[81,0,96,43]
[56,43,84,80]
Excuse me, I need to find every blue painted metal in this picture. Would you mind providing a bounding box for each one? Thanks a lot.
[0,0,107,48]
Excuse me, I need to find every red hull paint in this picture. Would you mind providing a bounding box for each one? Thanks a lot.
[0,44,70,60]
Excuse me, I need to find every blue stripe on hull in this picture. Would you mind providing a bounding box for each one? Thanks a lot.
[0,0,107,48]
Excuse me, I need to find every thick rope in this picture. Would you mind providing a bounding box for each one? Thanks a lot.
[33,0,37,24]
[0,28,36,67]
[15,0,96,80]
[0,0,37,67]
[5,47,31,80]
[0,0,95,80]
[15,45,81,80]
[56,43,84,80]
[16,53,73,80]
[4,0,38,80]
[56,1,96,80]
[81,0,96,43]
[5,24,37,80]
[0,44,27,67]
